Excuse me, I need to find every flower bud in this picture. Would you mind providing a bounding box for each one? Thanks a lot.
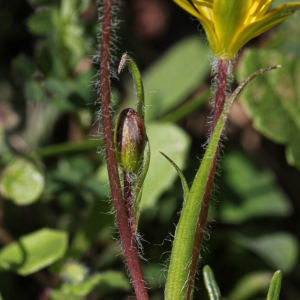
[114,108,146,173]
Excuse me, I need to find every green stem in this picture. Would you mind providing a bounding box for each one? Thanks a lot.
[33,140,102,159]
[185,59,229,300]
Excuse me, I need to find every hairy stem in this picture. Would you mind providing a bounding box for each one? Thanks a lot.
[99,1,148,299]
[124,171,136,237]
[185,59,228,300]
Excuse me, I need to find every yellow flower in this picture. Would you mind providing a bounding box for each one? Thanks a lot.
[173,0,300,60]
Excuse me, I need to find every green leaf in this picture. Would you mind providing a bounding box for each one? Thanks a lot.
[0,158,45,205]
[133,138,150,228]
[118,53,145,118]
[13,55,35,82]
[229,271,273,300]
[160,152,189,202]
[203,265,222,300]
[165,66,280,300]
[97,271,130,294]
[0,228,68,275]
[267,270,282,300]
[219,151,292,223]
[50,290,81,300]
[61,274,102,296]
[25,81,46,102]
[237,49,300,170]
[51,270,129,299]
[123,36,210,121]
[234,232,298,273]
[161,89,210,123]
[27,11,53,35]
[266,13,300,59]
[140,122,191,210]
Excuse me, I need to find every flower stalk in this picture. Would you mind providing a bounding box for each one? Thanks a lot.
[99,1,148,299]
[185,59,228,300]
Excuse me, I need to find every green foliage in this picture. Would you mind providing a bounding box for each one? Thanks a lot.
[165,66,279,300]
[229,271,273,300]
[51,270,130,299]
[237,49,300,170]
[0,228,67,275]
[13,55,35,82]
[0,158,45,205]
[27,11,53,35]
[235,232,299,273]
[267,271,282,300]
[123,36,211,121]
[140,122,191,210]
[219,151,292,223]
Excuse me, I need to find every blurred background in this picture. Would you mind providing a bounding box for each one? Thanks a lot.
[0,0,300,299]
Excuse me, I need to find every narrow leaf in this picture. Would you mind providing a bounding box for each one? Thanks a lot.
[160,152,189,201]
[118,53,145,118]
[165,65,280,300]
[203,265,222,300]
[133,138,150,228]
[267,270,282,300]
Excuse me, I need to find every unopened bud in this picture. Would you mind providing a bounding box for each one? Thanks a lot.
[114,108,146,173]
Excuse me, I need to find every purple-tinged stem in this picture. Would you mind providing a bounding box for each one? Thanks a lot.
[123,171,136,237]
[185,59,229,300]
[99,1,149,299]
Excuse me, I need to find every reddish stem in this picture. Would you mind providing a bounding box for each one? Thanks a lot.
[185,59,228,300]
[211,59,229,132]
[99,1,149,299]
[123,171,136,237]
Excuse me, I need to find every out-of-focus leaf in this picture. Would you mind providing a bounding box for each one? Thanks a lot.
[237,49,300,170]
[219,151,292,223]
[235,232,299,273]
[161,89,210,123]
[50,290,81,300]
[60,274,102,296]
[51,271,129,299]
[27,12,53,35]
[229,271,273,300]
[25,81,46,102]
[53,155,93,187]
[266,13,300,59]
[13,55,35,82]
[123,36,210,121]
[0,228,68,275]
[97,271,130,294]
[0,158,45,205]
[267,270,282,300]
[140,122,191,210]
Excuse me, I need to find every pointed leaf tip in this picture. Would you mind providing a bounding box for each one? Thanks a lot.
[203,265,222,300]
[267,270,282,300]
[160,151,189,201]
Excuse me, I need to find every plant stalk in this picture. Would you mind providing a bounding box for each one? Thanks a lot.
[185,59,228,300]
[99,1,148,299]
[124,171,136,237]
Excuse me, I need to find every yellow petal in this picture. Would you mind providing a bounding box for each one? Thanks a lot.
[200,21,221,57]
[213,0,253,51]
[172,0,202,19]
[193,0,214,23]
[246,0,274,23]
[230,2,300,56]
